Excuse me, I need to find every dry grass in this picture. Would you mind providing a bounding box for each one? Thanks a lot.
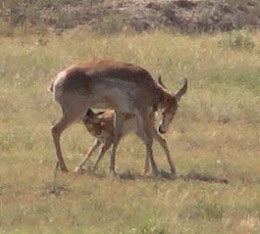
[0,31,259,233]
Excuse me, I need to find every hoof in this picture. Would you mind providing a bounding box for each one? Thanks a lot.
[170,168,176,175]
[153,170,162,179]
[57,161,69,173]
[161,170,177,180]
[109,169,117,177]
[170,173,178,180]
[74,167,86,174]
[60,166,69,173]
[93,166,98,172]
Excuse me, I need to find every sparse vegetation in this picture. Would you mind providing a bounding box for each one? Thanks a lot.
[219,30,256,50]
[0,30,259,233]
[1,0,260,36]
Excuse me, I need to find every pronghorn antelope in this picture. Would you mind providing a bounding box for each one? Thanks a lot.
[75,108,172,174]
[49,60,187,176]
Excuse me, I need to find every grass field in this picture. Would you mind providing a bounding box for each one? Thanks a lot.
[0,30,259,233]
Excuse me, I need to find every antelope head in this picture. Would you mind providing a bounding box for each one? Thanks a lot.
[158,77,188,134]
[83,109,105,124]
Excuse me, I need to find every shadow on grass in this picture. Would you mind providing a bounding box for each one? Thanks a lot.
[49,165,228,187]
[37,169,231,198]
[118,170,229,184]
[79,168,229,184]
[180,171,229,184]
[76,168,177,181]
[118,169,179,181]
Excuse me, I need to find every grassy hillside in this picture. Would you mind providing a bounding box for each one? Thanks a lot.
[1,0,260,35]
[0,31,259,233]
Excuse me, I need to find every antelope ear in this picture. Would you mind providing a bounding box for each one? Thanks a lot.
[174,79,188,102]
[158,76,166,89]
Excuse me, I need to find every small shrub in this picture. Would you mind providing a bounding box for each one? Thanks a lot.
[180,199,224,220]
[219,30,255,50]
[0,22,14,36]
[140,224,168,234]
[197,199,224,220]
[92,14,127,35]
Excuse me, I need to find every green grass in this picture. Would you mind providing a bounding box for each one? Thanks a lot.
[0,31,259,233]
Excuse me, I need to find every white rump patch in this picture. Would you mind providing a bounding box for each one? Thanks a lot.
[53,71,67,101]
[54,71,67,87]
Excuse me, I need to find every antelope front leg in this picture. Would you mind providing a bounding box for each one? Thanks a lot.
[154,130,176,175]
[110,112,124,175]
[136,109,160,177]
[74,139,101,174]
[143,155,150,176]
[146,140,160,176]
[136,133,150,176]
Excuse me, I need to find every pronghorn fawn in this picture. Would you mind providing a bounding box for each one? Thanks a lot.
[75,108,174,175]
[50,60,187,176]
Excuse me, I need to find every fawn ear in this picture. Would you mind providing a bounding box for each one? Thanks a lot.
[174,79,188,102]
[86,109,95,119]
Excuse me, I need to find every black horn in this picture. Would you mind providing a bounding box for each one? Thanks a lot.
[158,76,166,89]
[174,79,188,102]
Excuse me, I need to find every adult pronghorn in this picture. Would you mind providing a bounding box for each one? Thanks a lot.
[49,60,187,176]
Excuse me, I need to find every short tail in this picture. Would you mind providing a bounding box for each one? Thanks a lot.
[48,82,54,92]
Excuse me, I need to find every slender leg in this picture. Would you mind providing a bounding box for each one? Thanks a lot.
[51,104,86,173]
[74,139,101,173]
[144,153,150,175]
[52,115,77,172]
[135,109,159,176]
[136,132,150,175]
[153,130,176,175]
[110,112,124,175]
[145,138,159,176]
[93,141,112,170]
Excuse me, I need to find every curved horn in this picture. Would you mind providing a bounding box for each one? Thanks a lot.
[158,76,166,89]
[174,79,188,102]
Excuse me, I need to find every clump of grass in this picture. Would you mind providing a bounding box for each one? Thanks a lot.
[0,22,14,37]
[140,225,168,234]
[92,13,128,35]
[128,218,168,234]
[197,199,224,220]
[49,162,70,196]
[219,30,256,50]
[179,198,224,220]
